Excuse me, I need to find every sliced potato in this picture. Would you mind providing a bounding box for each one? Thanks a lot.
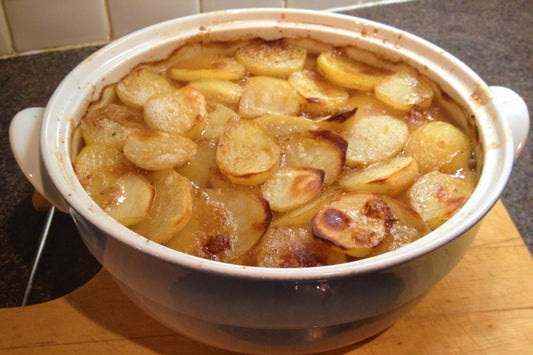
[238,76,302,118]
[216,120,281,185]
[116,68,175,109]
[176,139,218,188]
[130,169,192,243]
[234,38,307,77]
[87,84,119,112]
[312,192,394,257]
[408,171,475,230]
[340,156,418,195]
[204,102,240,140]
[317,108,358,133]
[254,114,318,137]
[170,54,246,81]
[187,80,243,107]
[123,130,197,170]
[93,172,155,226]
[143,87,206,139]
[343,115,409,167]
[404,121,472,174]
[262,167,325,212]
[375,71,433,111]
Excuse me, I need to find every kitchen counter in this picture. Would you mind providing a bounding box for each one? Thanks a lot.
[0,0,531,308]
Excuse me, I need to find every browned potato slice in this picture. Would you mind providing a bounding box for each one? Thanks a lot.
[165,189,271,263]
[130,169,192,243]
[340,156,418,195]
[375,71,433,111]
[254,114,318,137]
[262,167,325,212]
[343,115,408,167]
[216,120,281,185]
[176,139,218,188]
[404,121,472,174]
[79,104,146,150]
[170,54,246,81]
[312,192,393,257]
[116,68,175,109]
[408,171,475,230]
[283,130,347,185]
[204,102,240,139]
[123,130,197,170]
[93,172,155,226]
[144,87,206,139]
[234,38,307,77]
[316,49,388,90]
[187,80,243,107]
[238,76,302,118]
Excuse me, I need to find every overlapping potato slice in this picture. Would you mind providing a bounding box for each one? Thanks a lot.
[404,121,472,174]
[116,68,175,109]
[144,87,206,138]
[165,188,271,263]
[176,139,218,188]
[238,76,302,118]
[343,115,408,167]
[408,171,475,230]
[262,167,324,212]
[123,130,197,170]
[79,104,146,150]
[93,172,155,227]
[87,84,119,112]
[254,114,318,137]
[312,192,394,257]
[216,120,281,185]
[340,156,418,195]
[375,71,433,111]
[170,54,246,81]
[283,130,347,185]
[187,80,243,107]
[130,169,192,244]
[203,102,240,139]
[234,38,307,77]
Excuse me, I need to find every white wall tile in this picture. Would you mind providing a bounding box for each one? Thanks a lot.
[3,0,109,52]
[201,0,284,12]
[286,0,361,10]
[107,0,200,39]
[0,5,13,56]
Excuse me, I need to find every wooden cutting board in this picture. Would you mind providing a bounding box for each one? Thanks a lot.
[1,200,532,354]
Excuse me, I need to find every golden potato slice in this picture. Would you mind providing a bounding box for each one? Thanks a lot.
[340,156,418,195]
[204,102,240,139]
[408,171,475,230]
[130,169,192,243]
[343,115,408,167]
[187,80,243,107]
[79,104,146,150]
[216,120,281,185]
[170,54,246,81]
[234,38,307,77]
[404,121,472,174]
[123,130,197,170]
[116,68,175,109]
[176,139,218,188]
[238,76,302,118]
[312,192,394,257]
[93,172,155,227]
[165,188,271,263]
[316,49,388,90]
[143,87,206,139]
[288,70,348,114]
[262,167,325,212]
[375,71,433,111]
[254,114,318,137]
[283,130,347,185]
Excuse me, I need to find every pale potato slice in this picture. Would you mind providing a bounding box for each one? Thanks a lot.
[116,68,175,109]
[79,104,146,150]
[312,192,393,257]
[216,120,281,185]
[238,76,302,118]
[408,171,475,230]
[187,80,243,107]
[340,156,418,195]
[316,49,388,90]
[70,126,84,160]
[343,115,409,167]
[204,102,240,139]
[234,38,307,77]
[130,169,192,243]
[283,130,347,185]
[123,130,197,170]
[144,87,206,139]
[404,121,472,174]
[375,71,433,111]
[254,114,318,137]
[262,167,325,212]
[317,108,357,133]
[165,188,271,263]
[170,55,246,81]
[87,84,119,112]
[176,139,218,188]
[93,172,155,227]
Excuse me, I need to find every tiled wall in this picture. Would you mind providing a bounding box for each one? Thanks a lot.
[0,0,397,57]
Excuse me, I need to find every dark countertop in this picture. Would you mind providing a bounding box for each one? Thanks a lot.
[1,0,531,307]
